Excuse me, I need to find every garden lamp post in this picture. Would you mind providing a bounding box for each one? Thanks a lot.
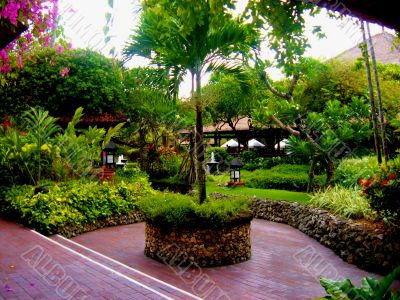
[103,141,117,168]
[230,158,244,183]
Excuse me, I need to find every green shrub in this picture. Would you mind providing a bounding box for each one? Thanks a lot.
[116,162,148,181]
[244,165,325,191]
[310,186,377,220]
[240,152,309,171]
[335,156,379,187]
[137,192,251,228]
[1,178,153,234]
[359,156,400,224]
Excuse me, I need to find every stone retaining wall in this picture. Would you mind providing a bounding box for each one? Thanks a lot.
[145,221,252,267]
[251,198,400,273]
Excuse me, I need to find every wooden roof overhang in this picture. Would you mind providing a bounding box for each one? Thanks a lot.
[304,0,400,31]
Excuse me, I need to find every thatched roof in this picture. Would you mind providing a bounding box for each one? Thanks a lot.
[335,32,400,64]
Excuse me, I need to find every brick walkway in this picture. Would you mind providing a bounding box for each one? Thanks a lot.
[0,218,198,300]
[68,220,384,300]
[1,217,395,300]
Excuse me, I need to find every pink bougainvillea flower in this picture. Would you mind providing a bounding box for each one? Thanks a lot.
[30,281,35,287]
[57,44,64,54]
[67,42,73,50]
[17,54,23,68]
[60,67,70,77]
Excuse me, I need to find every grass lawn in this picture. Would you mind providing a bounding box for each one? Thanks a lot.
[206,179,311,204]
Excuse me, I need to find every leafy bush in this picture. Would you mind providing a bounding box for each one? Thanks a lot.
[115,162,148,182]
[140,145,182,178]
[137,192,251,228]
[241,153,309,171]
[1,178,153,234]
[359,156,400,223]
[244,164,325,191]
[0,48,126,117]
[335,156,379,187]
[318,265,400,300]
[310,186,377,220]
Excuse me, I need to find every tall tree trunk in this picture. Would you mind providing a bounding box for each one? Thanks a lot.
[307,158,317,193]
[325,157,335,187]
[360,21,382,164]
[194,71,206,204]
[366,22,389,164]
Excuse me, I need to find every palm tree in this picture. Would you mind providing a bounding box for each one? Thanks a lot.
[123,3,253,203]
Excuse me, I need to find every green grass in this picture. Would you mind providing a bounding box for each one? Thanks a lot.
[206,177,311,204]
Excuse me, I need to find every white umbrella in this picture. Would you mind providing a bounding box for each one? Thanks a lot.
[274,139,289,150]
[248,138,265,148]
[221,139,243,148]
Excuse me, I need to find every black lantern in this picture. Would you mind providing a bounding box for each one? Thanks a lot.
[103,141,117,168]
[230,158,244,183]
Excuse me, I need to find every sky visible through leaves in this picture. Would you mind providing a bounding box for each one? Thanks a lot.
[59,0,391,97]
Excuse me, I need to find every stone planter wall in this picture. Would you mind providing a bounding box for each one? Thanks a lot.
[145,220,252,267]
[59,209,144,238]
[251,198,400,273]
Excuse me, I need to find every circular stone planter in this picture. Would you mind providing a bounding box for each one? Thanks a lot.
[144,214,252,267]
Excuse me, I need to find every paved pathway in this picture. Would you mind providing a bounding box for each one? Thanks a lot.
[0,218,198,300]
[0,217,393,299]
[69,220,382,300]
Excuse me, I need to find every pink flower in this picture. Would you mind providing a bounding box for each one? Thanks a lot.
[25,33,33,43]
[57,45,64,54]
[17,54,23,68]
[44,35,51,47]
[60,67,70,77]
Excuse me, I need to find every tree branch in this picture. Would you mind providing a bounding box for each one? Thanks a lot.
[259,70,297,101]
[271,114,320,149]
[270,115,300,136]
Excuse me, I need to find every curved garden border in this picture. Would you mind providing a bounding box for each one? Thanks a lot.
[56,198,399,273]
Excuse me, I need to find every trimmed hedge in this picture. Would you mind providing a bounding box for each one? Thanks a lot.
[245,164,325,191]
[137,192,251,229]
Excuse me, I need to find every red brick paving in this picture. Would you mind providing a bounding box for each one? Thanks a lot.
[0,218,196,300]
[1,216,397,300]
[69,220,389,300]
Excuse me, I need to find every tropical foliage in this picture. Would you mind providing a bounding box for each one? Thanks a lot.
[255,96,372,190]
[0,107,124,185]
[124,0,256,203]
[318,265,400,300]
